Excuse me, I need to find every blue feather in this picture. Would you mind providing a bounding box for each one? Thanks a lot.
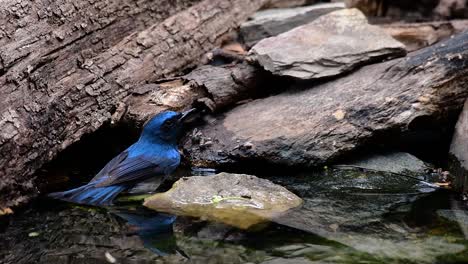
[49,182,126,206]
[48,110,192,206]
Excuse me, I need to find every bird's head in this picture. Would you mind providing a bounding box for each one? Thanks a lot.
[140,109,195,144]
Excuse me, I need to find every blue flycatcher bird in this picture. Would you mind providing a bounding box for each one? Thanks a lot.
[48,109,195,206]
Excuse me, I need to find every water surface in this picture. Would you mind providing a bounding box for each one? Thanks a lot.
[1,168,467,264]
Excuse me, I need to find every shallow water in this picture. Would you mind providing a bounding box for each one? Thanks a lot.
[1,168,468,264]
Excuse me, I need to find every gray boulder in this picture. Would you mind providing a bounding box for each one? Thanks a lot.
[249,8,406,80]
[183,32,468,169]
[240,3,345,47]
[143,173,303,229]
[340,151,430,175]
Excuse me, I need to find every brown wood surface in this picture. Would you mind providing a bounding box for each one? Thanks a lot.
[0,0,268,208]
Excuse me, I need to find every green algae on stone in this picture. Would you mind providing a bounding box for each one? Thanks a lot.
[143,173,303,229]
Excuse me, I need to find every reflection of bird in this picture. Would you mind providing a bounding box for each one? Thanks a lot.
[49,110,194,206]
[111,207,183,257]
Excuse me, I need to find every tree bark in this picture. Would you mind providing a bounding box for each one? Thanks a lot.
[0,0,268,208]
[182,31,468,169]
[123,62,270,126]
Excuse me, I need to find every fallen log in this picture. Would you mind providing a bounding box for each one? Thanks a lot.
[123,62,275,126]
[0,0,268,208]
[182,31,468,168]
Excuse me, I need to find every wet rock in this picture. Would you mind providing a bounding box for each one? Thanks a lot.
[437,209,468,226]
[249,8,406,80]
[272,168,438,234]
[240,3,345,47]
[183,32,468,168]
[268,169,468,263]
[143,173,303,229]
[340,151,430,175]
[261,257,314,264]
[450,99,468,193]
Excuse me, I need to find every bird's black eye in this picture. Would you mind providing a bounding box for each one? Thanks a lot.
[163,119,174,130]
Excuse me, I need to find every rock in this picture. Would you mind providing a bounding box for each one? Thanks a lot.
[183,31,468,168]
[240,3,345,47]
[289,168,437,225]
[249,8,406,80]
[450,99,468,193]
[265,169,464,263]
[381,20,468,52]
[435,0,468,18]
[261,257,314,264]
[345,0,441,19]
[263,0,314,9]
[143,173,303,229]
[340,151,430,175]
[437,209,468,226]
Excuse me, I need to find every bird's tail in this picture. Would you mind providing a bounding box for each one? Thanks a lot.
[48,183,126,206]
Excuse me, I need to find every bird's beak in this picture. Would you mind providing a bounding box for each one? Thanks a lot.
[178,108,196,123]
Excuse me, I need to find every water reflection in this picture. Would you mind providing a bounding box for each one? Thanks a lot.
[109,207,181,256]
[1,168,468,264]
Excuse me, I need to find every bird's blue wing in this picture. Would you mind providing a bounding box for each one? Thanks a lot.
[93,151,177,187]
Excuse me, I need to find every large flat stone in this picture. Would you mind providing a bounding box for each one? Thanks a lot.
[240,3,345,47]
[340,151,430,175]
[183,31,468,168]
[248,8,406,80]
[143,173,302,229]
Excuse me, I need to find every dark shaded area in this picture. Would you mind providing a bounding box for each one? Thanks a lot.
[34,123,140,194]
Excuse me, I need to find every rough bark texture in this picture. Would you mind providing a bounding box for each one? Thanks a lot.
[381,20,468,51]
[450,99,468,193]
[0,0,268,208]
[183,31,468,168]
[123,62,269,126]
